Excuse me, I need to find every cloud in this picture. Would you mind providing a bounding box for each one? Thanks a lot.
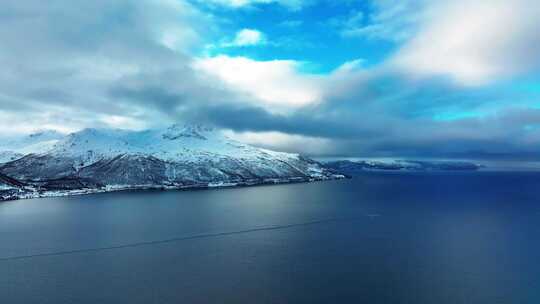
[226,29,266,47]
[198,0,311,10]
[185,64,540,159]
[2,0,540,161]
[223,130,334,154]
[391,0,540,85]
[337,0,423,42]
[193,55,323,110]
[333,59,365,73]
[0,0,219,133]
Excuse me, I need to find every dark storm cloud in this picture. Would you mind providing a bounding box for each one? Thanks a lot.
[107,80,383,140]
[109,74,540,160]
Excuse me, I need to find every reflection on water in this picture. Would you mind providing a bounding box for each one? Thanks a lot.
[1,171,540,303]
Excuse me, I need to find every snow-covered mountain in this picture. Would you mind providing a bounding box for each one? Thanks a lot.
[323,159,482,173]
[0,124,343,200]
[0,130,64,163]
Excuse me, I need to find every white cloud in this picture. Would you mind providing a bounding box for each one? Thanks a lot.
[338,0,423,42]
[143,0,211,52]
[391,0,540,86]
[201,0,309,10]
[99,115,146,130]
[223,130,334,154]
[193,55,322,110]
[229,29,265,46]
[334,58,365,73]
[0,111,72,135]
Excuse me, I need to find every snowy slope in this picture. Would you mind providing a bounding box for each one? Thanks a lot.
[0,151,23,164]
[0,130,64,163]
[0,124,342,195]
[49,124,297,162]
[41,124,312,169]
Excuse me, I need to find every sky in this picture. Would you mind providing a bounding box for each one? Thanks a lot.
[1,0,540,159]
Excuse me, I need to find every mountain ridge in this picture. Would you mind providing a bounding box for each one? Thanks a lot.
[0,124,344,201]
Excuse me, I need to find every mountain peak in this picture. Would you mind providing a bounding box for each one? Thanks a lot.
[162,123,214,141]
[27,130,64,140]
[0,130,64,161]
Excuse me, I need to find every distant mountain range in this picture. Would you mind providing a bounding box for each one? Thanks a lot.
[0,124,344,201]
[323,159,483,175]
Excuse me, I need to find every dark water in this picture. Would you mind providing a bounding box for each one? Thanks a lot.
[1,171,540,303]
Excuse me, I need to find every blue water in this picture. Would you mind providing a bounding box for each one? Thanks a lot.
[1,171,540,303]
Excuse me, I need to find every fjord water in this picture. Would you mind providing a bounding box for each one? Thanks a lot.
[1,172,540,303]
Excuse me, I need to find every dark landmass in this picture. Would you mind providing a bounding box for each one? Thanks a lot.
[0,171,345,202]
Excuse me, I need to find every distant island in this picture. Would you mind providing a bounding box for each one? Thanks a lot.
[324,159,484,176]
[0,124,344,201]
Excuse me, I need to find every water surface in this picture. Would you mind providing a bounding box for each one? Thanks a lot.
[1,171,540,303]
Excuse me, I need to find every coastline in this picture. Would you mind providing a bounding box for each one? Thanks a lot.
[0,174,347,202]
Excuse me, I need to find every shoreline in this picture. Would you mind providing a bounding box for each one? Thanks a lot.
[0,175,347,202]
